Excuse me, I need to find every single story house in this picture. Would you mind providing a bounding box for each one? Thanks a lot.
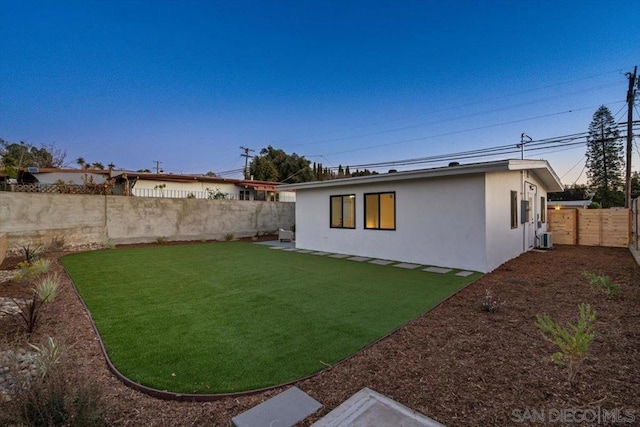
[112,172,296,202]
[548,200,592,209]
[279,159,563,273]
[17,168,111,185]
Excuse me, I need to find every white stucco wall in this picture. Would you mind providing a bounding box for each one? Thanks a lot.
[484,170,550,272]
[295,174,488,272]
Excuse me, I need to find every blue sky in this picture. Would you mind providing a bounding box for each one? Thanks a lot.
[1,0,638,184]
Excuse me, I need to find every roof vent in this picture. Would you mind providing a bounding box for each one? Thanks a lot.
[448,162,460,167]
[388,169,397,173]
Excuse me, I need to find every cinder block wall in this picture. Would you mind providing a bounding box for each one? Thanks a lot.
[0,193,295,248]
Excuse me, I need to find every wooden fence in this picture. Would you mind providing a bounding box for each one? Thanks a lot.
[547,208,629,247]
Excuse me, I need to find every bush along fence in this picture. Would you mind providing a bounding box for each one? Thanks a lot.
[547,208,630,247]
[0,192,295,248]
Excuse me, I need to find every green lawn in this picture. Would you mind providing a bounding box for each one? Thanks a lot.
[61,242,480,394]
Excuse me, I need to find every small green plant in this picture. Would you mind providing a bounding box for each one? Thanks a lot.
[14,258,51,283]
[36,273,60,303]
[225,233,234,241]
[28,336,64,380]
[480,289,501,313]
[535,303,596,386]
[187,192,196,199]
[156,236,167,245]
[582,271,620,298]
[104,240,116,249]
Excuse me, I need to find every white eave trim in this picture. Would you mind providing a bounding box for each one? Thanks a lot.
[280,159,564,192]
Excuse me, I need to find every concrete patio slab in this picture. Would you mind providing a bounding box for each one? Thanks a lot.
[312,388,444,427]
[455,271,474,277]
[232,386,322,427]
[369,259,394,266]
[347,256,372,262]
[310,251,331,256]
[393,262,421,270]
[423,266,453,274]
[328,254,350,259]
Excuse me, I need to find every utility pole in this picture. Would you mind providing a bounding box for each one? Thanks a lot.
[240,146,255,179]
[518,133,532,159]
[153,160,163,174]
[625,66,637,208]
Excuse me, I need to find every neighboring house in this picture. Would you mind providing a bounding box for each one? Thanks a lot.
[112,172,295,202]
[548,200,592,209]
[280,159,563,273]
[17,168,111,185]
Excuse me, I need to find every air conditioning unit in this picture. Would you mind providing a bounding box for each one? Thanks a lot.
[539,232,553,249]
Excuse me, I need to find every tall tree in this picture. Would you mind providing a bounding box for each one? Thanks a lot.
[248,146,314,183]
[0,139,66,177]
[585,106,624,208]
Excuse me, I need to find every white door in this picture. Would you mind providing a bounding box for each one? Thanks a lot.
[525,182,537,249]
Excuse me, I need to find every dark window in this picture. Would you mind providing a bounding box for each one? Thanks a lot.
[510,191,518,229]
[540,196,546,223]
[330,195,355,228]
[364,192,395,230]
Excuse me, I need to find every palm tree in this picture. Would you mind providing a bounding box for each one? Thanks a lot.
[76,157,86,169]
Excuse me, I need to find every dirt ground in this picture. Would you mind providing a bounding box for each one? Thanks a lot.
[1,243,638,426]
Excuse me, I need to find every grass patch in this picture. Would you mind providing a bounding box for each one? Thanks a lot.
[61,242,480,394]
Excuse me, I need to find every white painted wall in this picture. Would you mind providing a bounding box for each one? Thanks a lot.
[295,174,488,272]
[35,171,109,185]
[484,170,550,272]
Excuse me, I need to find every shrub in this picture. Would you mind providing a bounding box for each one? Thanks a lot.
[582,271,620,298]
[12,294,42,335]
[36,273,60,303]
[1,338,108,427]
[480,289,501,313]
[48,235,66,251]
[535,303,596,386]
[14,259,51,283]
[104,240,116,250]
[17,243,43,265]
[225,233,234,241]
[156,236,167,245]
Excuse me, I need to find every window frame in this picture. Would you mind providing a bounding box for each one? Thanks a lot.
[363,191,396,231]
[329,194,356,229]
[510,190,518,229]
[540,196,546,223]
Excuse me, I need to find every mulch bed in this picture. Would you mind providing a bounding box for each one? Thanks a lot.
[1,243,638,425]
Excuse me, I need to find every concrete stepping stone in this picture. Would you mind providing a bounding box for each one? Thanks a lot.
[312,387,444,427]
[328,254,350,259]
[347,256,371,262]
[423,266,452,274]
[268,246,285,250]
[455,271,474,277]
[369,259,394,265]
[281,248,298,251]
[232,386,322,427]
[310,251,331,256]
[393,262,421,269]
[297,249,314,253]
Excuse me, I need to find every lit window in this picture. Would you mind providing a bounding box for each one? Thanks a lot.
[364,192,395,230]
[330,195,355,228]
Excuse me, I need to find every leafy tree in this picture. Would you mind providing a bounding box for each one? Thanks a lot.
[91,162,105,170]
[0,139,66,177]
[249,146,313,183]
[632,171,640,199]
[548,184,591,201]
[204,171,217,177]
[585,106,624,208]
